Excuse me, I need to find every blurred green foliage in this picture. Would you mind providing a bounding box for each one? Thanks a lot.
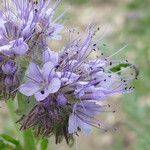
[0,134,22,150]
[115,0,150,149]
[65,0,89,5]
[127,0,150,10]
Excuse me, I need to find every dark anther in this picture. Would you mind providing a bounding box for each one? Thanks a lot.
[110,62,112,66]
[125,87,127,90]
[104,79,106,81]
[34,9,38,13]
[97,27,100,30]
[41,90,45,94]
[93,44,96,47]
[123,80,126,82]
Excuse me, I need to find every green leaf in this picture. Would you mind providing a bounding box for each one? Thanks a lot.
[16,93,36,116]
[0,134,19,146]
[0,134,23,150]
[110,63,131,73]
[23,129,36,150]
[40,138,48,150]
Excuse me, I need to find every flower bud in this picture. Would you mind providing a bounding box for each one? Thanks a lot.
[2,60,17,75]
[56,93,67,106]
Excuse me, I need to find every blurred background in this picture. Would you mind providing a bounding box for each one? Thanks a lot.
[0,0,150,150]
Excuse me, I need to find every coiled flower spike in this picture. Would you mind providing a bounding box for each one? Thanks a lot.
[18,25,137,145]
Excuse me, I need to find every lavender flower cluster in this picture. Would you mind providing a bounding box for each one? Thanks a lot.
[0,0,136,145]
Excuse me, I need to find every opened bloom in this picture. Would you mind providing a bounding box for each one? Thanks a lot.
[19,62,61,101]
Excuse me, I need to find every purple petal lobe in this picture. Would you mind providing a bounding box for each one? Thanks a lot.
[26,63,43,82]
[19,82,41,96]
[43,47,58,65]
[34,78,61,101]
[47,77,61,94]
[11,38,28,55]
[42,61,55,80]
[68,114,78,134]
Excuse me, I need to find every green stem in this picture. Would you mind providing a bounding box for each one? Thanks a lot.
[23,129,36,150]
[6,100,37,150]
[6,100,20,132]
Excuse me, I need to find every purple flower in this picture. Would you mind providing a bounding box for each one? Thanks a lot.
[1,59,19,98]
[43,47,59,65]
[56,93,67,106]
[19,26,136,144]
[0,38,28,56]
[0,0,63,41]
[2,60,17,75]
[19,62,61,101]
[68,101,103,134]
[4,75,18,88]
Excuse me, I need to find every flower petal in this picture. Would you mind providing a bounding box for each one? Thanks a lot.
[19,82,40,96]
[34,78,61,101]
[0,43,13,55]
[78,118,91,134]
[61,72,79,85]
[43,47,58,65]
[42,61,55,80]
[34,90,50,102]
[26,63,43,82]
[11,38,28,55]
[68,114,78,134]
[47,77,61,93]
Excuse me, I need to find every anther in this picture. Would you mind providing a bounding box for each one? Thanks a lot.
[41,90,45,94]
[34,9,38,13]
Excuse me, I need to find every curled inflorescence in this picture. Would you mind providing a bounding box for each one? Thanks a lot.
[0,0,137,146]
